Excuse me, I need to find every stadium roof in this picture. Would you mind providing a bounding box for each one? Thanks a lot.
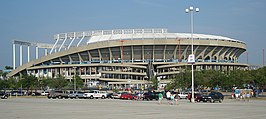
[53,28,245,47]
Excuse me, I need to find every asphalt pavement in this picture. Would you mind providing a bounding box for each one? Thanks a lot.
[0,98,266,119]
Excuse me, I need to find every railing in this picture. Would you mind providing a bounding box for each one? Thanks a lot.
[53,28,168,40]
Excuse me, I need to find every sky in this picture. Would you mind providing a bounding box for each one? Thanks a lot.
[0,0,266,69]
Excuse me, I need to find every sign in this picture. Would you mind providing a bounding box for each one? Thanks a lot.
[188,54,195,64]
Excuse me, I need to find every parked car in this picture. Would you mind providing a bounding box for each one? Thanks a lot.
[68,91,87,99]
[30,92,42,96]
[47,90,69,99]
[41,91,49,96]
[188,93,203,102]
[83,90,107,99]
[177,92,188,99]
[112,92,127,99]
[202,92,224,103]
[120,93,134,100]
[106,93,114,99]
[10,90,24,96]
[0,91,9,99]
[142,92,159,101]
[133,92,143,100]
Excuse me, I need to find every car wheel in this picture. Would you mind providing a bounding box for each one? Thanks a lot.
[219,99,222,103]
[76,96,79,99]
[90,95,94,99]
[58,95,62,99]
[210,99,214,103]
[102,95,106,99]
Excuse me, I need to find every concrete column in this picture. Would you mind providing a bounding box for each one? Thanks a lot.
[27,46,30,62]
[45,48,48,56]
[35,47,39,59]
[20,45,22,66]
[13,43,16,70]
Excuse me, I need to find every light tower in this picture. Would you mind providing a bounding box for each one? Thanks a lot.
[185,6,199,103]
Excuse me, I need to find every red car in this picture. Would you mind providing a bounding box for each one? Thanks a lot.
[188,93,202,102]
[120,93,134,100]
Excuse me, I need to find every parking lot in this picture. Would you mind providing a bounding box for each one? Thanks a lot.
[1,98,266,119]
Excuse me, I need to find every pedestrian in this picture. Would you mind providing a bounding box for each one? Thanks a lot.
[170,93,175,105]
[166,91,171,103]
[246,92,250,102]
[137,91,141,101]
[242,92,246,101]
[158,92,163,104]
[174,93,178,105]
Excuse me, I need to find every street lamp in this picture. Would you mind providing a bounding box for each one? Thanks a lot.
[185,6,199,103]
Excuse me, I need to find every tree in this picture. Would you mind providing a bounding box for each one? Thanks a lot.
[19,74,38,95]
[40,77,54,90]
[150,76,159,90]
[166,70,191,91]
[74,75,84,90]
[5,66,13,70]
[0,79,8,90]
[53,75,68,90]
[253,67,266,89]
[7,77,19,90]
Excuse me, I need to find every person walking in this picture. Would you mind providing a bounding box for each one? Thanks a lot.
[246,92,250,102]
[166,91,171,103]
[170,93,175,105]
[158,92,163,104]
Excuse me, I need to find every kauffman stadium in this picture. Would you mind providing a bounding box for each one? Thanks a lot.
[8,28,247,89]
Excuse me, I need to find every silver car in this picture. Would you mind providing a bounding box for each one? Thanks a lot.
[68,91,87,99]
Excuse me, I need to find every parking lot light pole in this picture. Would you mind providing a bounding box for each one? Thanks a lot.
[185,6,199,103]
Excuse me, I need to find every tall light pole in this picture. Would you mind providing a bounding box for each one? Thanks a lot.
[186,6,199,103]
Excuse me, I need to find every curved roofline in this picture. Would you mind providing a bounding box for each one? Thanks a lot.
[53,28,245,45]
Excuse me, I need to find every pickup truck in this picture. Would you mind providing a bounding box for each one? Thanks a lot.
[84,90,107,99]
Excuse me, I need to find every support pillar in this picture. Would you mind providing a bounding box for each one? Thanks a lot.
[20,45,22,66]
[45,48,48,56]
[13,43,16,70]
[35,47,39,59]
[27,46,30,62]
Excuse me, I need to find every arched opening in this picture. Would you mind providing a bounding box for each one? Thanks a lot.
[205,56,210,62]
[198,56,203,62]
[212,56,217,62]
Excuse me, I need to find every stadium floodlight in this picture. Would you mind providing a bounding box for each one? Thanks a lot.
[185,6,199,103]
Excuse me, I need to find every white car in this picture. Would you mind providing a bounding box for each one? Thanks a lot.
[178,92,188,99]
[41,91,49,96]
[84,90,107,99]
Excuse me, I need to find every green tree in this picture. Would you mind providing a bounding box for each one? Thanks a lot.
[53,75,68,90]
[7,77,19,90]
[74,75,84,90]
[0,79,8,90]
[253,67,266,89]
[40,77,54,90]
[166,69,191,91]
[19,74,38,95]
[5,66,13,70]
[150,76,159,90]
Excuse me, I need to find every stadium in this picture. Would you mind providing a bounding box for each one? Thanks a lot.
[7,28,247,89]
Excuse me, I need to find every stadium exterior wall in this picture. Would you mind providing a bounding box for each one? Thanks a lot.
[7,29,247,89]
